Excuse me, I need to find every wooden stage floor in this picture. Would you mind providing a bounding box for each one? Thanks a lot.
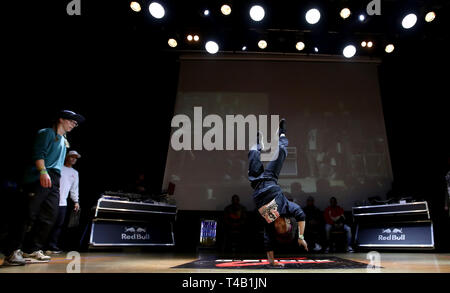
[1,252,450,273]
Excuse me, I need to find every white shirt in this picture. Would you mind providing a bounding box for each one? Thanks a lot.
[59,165,79,206]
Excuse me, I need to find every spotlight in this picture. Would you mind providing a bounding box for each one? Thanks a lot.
[242,46,247,51]
[361,41,367,47]
[221,4,231,16]
[205,41,219,54]
[149,2,165,19]
[187,35,193,41]
[130,2,141,12]
[314,47,319,53]
[340,8,351,19]
[194,35,199,42]
[367,41,373,48]
[249,5,265,22]
[402,13,417,29]
[168,39,177,48]
[204,9,210,16]
[425,11,435,23]
[306,9,321,24]
[385,44,395,53]
[295,41,305,51]
[258,40,267,49]
[359,14,365,21]
[343,45,356,58]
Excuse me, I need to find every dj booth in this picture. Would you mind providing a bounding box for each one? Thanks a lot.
[353,201,434,250]
[89,191,177,247]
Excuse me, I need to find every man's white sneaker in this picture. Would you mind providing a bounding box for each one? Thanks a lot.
[4,249,26,266]
[313,243,322,251]
[23,250,51,261]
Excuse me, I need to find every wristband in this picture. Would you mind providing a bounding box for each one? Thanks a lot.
[39,169,48,175]
[298,233,304,240]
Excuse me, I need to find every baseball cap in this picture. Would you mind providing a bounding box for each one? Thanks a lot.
[67,150,81,158]
[57,110,85,124]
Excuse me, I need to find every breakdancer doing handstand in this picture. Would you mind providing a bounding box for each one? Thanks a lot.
[248,119,308,267]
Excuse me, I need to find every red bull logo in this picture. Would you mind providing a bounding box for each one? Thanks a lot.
[378,227,405,241]
[121,226,150,240]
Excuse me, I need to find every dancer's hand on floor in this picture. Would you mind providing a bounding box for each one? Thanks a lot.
[270,261,285,267]
[298,239,308,251]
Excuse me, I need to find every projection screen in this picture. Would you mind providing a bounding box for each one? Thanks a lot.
[163,55,392,211]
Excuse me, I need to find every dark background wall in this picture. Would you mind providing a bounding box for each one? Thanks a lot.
[379,39,449,218]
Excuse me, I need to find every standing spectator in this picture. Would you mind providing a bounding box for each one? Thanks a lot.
[46,150,81,254]
[445,157,450,215]
[223,194,247,252]
[3,110,84,265]
[303,196,323,251]
[324,197,353,253]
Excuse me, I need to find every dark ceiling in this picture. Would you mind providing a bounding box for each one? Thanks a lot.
[8,0,449,59]
[107,0,450,57]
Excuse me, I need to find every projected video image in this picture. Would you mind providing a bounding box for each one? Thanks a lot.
[163,60,393,210]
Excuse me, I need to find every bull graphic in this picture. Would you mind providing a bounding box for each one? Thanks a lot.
[136,227,147,233]
[381,228,403,234]
[124,227,136,233]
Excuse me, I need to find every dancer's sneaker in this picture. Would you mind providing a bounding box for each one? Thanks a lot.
[4,249,26,266]
[23,250,51,261]
[278,118,286,136]
[313,243,322,252]
[323,246,330,254]
[346,246,354,253]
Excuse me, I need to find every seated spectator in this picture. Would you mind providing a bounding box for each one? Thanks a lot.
[303,196,324,251]
[324,197,353,253]
[223,194,247,252]
[132,173,148,195]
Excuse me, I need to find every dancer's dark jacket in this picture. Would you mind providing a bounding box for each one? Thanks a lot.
[248,136,306,251]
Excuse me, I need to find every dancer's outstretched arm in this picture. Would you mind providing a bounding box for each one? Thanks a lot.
[297,220,308,251]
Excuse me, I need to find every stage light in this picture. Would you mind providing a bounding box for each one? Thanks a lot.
[361,41,367,47]
[314,47,318,52]
[221,4,231,16]
[149,2,165,19]
[258,40,267,49]
[205,41,219,54]
[204,9,210,16]
[402,13,417,29]
[340,8,351,19]
[385,44,395,53]
[296,41,305,51]
[130,2,141,12]
[194,35,199,42]
[187,35,193,41]
[168,39,177,48]
[305,9,321,24]
[250,5,265,21]
[367,41,373,48]
[359,14,365,21]
[425,11,435,22]
[343,45,356,58]
[242,46,247,51]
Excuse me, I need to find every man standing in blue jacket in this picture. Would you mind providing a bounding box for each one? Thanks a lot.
[3,110,84,265]
[248,119,308,267]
